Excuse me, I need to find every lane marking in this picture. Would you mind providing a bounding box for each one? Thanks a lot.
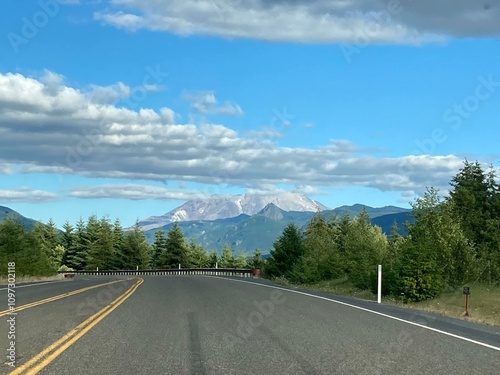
[0,277,124,290]
[0,280,72,290]
[10,278,143,375]
[0,279,133,317]
[210,277,500,352]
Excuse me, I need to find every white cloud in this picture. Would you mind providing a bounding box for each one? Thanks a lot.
[91,0,500,44]
[182,90,243,117]
[70,184,210,200]
[0,188,58,203]
[0,71,468,199]
[0,163,11,174]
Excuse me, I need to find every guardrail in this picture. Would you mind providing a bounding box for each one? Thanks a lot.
[59,268,257,278]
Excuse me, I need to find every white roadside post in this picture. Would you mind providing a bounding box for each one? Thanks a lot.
[377,264,382,304]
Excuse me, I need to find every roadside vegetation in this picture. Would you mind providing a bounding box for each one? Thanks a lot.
[0,215,262,278]
[264,160,500,324]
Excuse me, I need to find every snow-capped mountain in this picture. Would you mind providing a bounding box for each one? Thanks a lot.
[136,192,328,231]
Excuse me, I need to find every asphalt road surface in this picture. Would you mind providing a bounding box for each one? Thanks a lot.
[0,276,499,375]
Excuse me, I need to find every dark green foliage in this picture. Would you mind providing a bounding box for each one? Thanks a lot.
[294,213,343,283]
[157,222,188,268]
[343,210,387,291]
[248,248,265,269]
[265,222,304,280]
[120,221,152,269]
[186,240,210,268]
[448,160,500,283]
[151,229,166,269]
[0,219,55,276]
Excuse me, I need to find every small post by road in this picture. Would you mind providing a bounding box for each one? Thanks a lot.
[215,262,218,269]
[179,263,181,269]
[377,264,382,304]
[463,286,470,317]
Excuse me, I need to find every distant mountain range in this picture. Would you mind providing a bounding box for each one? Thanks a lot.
[0,205,40,230]
[136,192,328,231]
[0,194,414,256]
[139,197,413,254]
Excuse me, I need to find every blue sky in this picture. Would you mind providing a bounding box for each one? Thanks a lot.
[0,0,499,228]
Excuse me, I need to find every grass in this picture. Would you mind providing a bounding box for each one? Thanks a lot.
[270,276,500,327]
[394,283,500,326]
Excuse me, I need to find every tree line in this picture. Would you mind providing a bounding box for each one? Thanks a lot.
[265,160,500,302]
[0,214,263,276]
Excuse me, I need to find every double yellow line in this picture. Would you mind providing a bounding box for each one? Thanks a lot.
[10,278,143,375]
[0,279,133,317]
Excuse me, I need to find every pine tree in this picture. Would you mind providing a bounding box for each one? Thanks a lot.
[344,210,387,290]
[73,218,90,270]
[86,217,116,270]
[249,248,265,269]
[265,222,304,279]
[186,240,210,268]
[122,222,152,269]
[152,229,167,268]
[295,212,343,283]
[220,244,235,268]
[61,221,77,269]
[112,218,125,269]
[159,222,188,268]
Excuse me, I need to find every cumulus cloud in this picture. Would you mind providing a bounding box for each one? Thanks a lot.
[92,0,500,44]
[70,184,210,200]
[0,71,465,200]
[0,188,58,203]
[182,90,243,117]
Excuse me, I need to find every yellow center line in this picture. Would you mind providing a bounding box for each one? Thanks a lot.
[10,277,144,375]
[0,278,134,317]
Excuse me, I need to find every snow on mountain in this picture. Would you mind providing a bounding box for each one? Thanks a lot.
[136,192,328,231]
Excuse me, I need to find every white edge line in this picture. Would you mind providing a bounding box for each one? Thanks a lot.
[210,276,500,352]
[0,279,71,290]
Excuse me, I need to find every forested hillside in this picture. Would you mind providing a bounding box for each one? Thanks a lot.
[265,160,500,301]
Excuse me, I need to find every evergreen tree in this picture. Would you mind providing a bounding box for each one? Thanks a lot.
[158,222,187,268]
[400,188,476,301]
[220,244,235,268]
[344,210,387,291]
[112,218,125,269]
[73,218,89,270]
[61,221,77,269]
[152,229,167,269]
[121,222,152,269]
[186,240,210,268]
[295,212,343,283]
[86,217,116,270]
[248,248,265,269]
[265,222,304,279]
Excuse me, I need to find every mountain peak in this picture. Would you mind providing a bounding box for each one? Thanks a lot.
[135,192,328,231]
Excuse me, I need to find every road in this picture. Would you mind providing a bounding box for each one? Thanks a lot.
[0,275,499,374]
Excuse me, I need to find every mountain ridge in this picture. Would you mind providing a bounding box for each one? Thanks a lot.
[137,192,329,231]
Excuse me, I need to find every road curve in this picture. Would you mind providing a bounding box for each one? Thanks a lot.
[1,276,499,375]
